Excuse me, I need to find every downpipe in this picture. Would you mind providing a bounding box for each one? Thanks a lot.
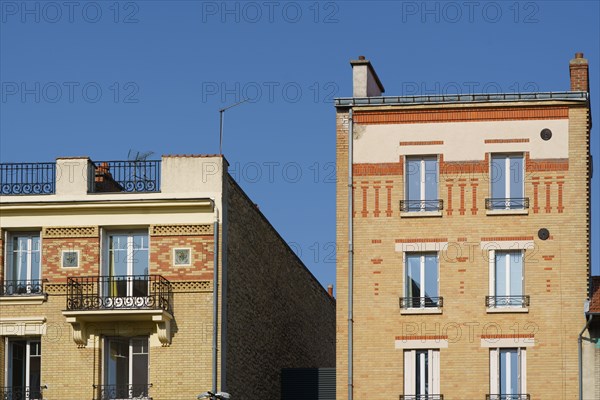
[347,108,354,400]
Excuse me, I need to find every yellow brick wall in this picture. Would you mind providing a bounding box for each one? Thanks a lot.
[336,104,590,399]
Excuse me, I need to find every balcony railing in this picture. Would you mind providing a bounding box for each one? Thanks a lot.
[400,199,444,212]
[486,295,530,308]
[91,160,161,193]
[486,395,530,400]
[0,386,45,400]
[485,198,529,210]
[93,384,152,400]
[400,296,443,309]
[400,395,444,400]
[0,279,45,296]
[0,162,55,195]
[66,275,172,314]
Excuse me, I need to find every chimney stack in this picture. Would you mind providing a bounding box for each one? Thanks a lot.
[570,52,589,92]
[327,284,334,298]
[350,55,385,97]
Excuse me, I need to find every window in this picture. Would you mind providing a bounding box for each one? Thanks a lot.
[487,250,528,308]
[102,337,149,400]
[489,154,526,210]
[404,156,441,212]
[403,253,441,308]
[489,348,527,399]
[3,233,42,296]
[403,349,441,399]
[102,232,149,300]
[4,339,43,400]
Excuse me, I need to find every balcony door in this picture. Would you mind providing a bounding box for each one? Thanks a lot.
[102,232,149,305]
[6,339,42,400]
[5,234,41,295]
[103,337,149,399]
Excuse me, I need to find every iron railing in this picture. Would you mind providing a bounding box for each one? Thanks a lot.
[486,295,530,308]
[0,162,55,195]
[485,198,529,210]
[400,396,444,400]
[93,384,152,400]
[400,199,443,212]
[0,386,45,400]
[90,160,161,193]
[486,395,530,400]
[0,279,44,296]
[66,275,172,314]
[400,297,443,309]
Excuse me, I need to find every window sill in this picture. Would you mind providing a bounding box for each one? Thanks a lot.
[401,308,443,315]
[486,307,529,313]
[0,294,47,305]
[486,209,529,216]
[400,211,443,218]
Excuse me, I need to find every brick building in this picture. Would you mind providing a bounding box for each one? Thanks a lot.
[0,155,335,399]
[335,54,591,399]
[582,276,600,399]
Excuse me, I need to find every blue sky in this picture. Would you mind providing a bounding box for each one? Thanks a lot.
[1,1,599,289]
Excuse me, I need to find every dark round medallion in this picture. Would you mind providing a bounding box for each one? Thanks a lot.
[538,228,550,240]
[541,128,552,141]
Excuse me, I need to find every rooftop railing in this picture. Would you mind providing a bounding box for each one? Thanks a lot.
[0,162,55,195]
[91,160,161,193]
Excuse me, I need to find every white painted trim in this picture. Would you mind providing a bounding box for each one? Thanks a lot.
[396,339,448,349]
[400,211,443,218]
[404,350,415,395]
[486,209,529,216]
[396,242,448,252]
[486,307,529,314]
[0,317,47,336]
[172,247,192,267]
[480,337,536,348]
[0,295,47,305]
[401,308,443,315]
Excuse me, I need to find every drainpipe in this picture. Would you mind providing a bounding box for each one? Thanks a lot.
[213,207,219,394]
[347,108,354,400]
[578,314,593,400]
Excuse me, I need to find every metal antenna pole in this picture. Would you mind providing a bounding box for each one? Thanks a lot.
[218,98,250,155]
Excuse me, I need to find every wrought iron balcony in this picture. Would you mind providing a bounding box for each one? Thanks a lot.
[400,296,443,309]
[400,395,444,400]
[0,386,45,400]
[0,279,45,296]
[485,198,529,210]
[0,162,55,195]
[400,199,444,212]
[66,275,172,314]
[93,384,152,400]
[90,160,161,193]
[486,395,530,400]
[486,295,530,308]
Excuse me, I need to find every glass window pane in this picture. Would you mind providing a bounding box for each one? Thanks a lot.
[495,252,508,297]
[491,156,506,201]
[510,252,523,299]
[406,254,421,299]
[509,156,524,208]
[499,349,519,395]
[407,159,422,210]
[415,350,429,395]
[424,254,438,302]
[424,158,438,207]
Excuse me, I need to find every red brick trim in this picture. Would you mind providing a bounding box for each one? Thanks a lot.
[353,163,403,176]
[544,180,552,213]
[481,236,534,241]
[396,335,448,340]
[354,107,569,125]
[399,140,444,146]
[471,181,478,215]
[481,334,534,339]
[457,237,467,242]
[372,239,382,244]
[542,255,555,261]
[396,238,448,243]
[374,185,381,217]
[371,258,383,265]
[526,154,569,172]
[557,180,564,213]
[485,138,530,144]
[446,183,453,216]
[532,181,540,214]
[385,184,393,217]
[458,184,466,215]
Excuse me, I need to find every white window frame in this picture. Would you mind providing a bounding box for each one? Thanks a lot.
[102,230,149,298]
[403,252,440,309]
[488,249,526,310]
[102,336,150,399]
[405,155,439,212]
[490,153,525,209]
[404,349,440,396]
[4,232,42,292]
[490,347,527,397]
[5,338,42,393]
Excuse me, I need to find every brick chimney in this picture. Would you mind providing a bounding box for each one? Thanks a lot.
[327,284,334,298]
[570,52,589,92]
[350,55,385,97]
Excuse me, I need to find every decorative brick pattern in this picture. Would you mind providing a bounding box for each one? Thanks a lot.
[353,163,403,176]
[43,226,98,238]
[399,140,444,146]
[485,138,530,144]
[150,224,213,236]
[149,235,214,281]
